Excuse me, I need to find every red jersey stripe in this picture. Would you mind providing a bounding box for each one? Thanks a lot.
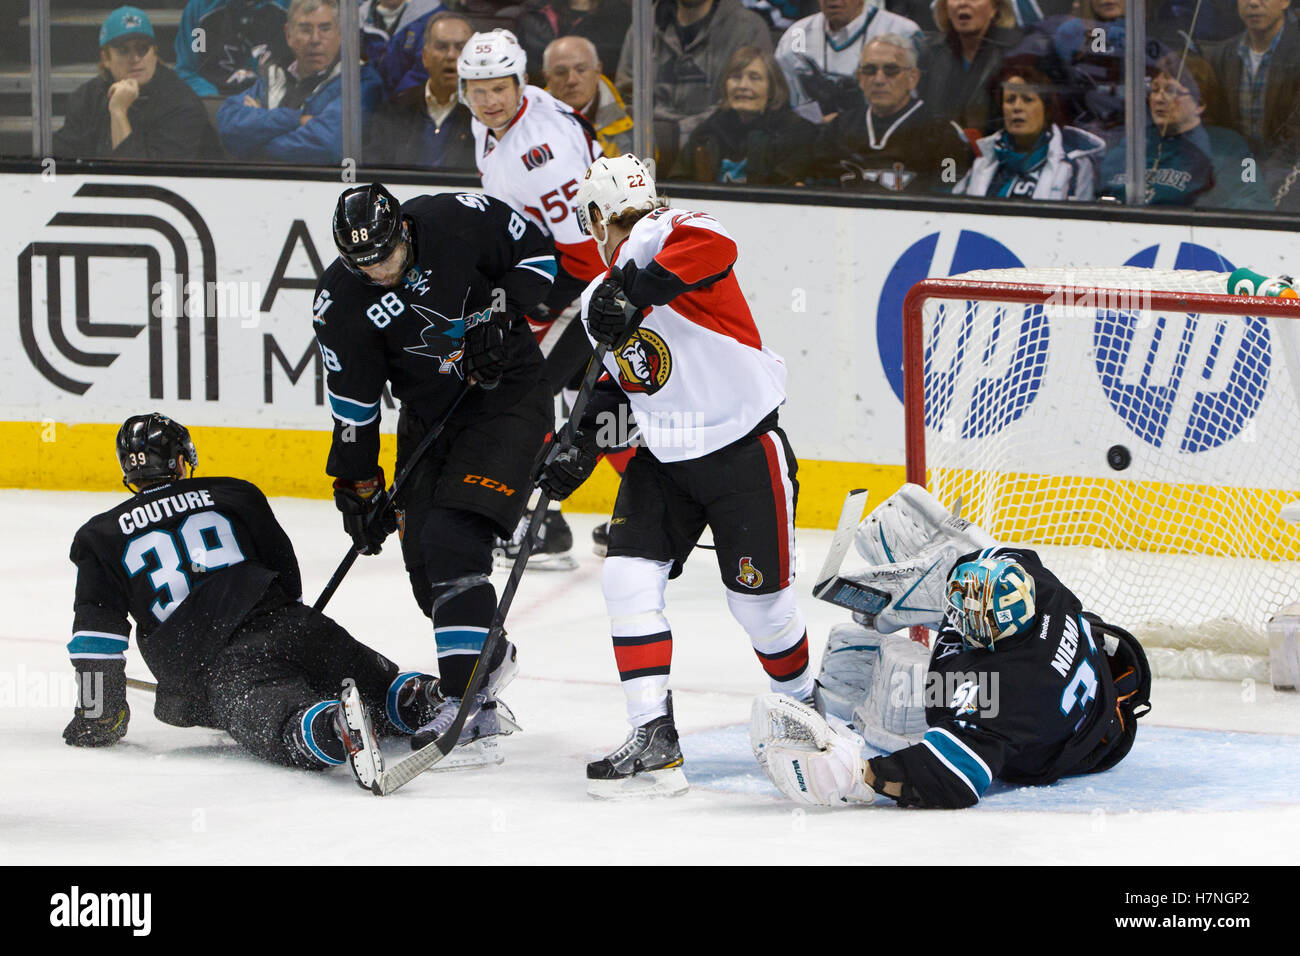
[759,433,791,588]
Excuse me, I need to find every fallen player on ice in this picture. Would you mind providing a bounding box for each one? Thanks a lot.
[751,484,1153,808]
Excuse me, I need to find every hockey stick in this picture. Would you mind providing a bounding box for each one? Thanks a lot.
[812,489,891,617]
[313,387,470,612]
[126,676,157,693]
[373,341,618,795]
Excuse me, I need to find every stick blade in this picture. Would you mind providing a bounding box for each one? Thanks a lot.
[813,489,870,599]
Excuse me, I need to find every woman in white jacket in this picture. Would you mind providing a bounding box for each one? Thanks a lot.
[954,63,1106,200]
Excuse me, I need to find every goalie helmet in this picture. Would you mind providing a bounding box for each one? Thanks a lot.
[457,29,527,103]
[946,556,1036,650]
[575,155,659,258]
[333,183,405,284]
[117,413,197,492]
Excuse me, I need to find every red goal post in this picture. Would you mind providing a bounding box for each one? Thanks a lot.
[901,268,1300,681]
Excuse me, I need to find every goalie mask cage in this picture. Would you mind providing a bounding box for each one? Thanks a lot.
[902,268,1300,681]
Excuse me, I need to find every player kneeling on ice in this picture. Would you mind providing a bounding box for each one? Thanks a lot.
[538,154,817,798]
[751,484,1152,808]
[63,413,453,791]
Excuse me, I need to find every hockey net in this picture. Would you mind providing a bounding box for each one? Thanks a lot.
[903,268,1300,681]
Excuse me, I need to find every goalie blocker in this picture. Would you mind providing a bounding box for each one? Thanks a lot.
[755,486,1152,808]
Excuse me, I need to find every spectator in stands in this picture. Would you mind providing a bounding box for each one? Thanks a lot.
[919,0,1036,133]
[614,0,773,166]
[741,0,818,32]
[1044,0,1129,146]
[361,0,445,66]
[1202,0,1300,155]
[365,10,475,167]
[174,0,293,98]
[806,33,972,192]
[774,0,921,118]
[54,6,219,161]
[544,35,634,156]
[954,63,1105,199]
[1098,53,1273,209]
[675,45,814,182]
[217,0,381,164]
[516,0,632,85]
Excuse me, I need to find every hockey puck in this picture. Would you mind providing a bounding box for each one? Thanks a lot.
[1107,444,1131,471]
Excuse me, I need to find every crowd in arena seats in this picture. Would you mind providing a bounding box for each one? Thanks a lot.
[39,0,1300,212]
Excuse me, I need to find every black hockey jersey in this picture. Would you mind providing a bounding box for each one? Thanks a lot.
[68,477,301,694]
[867,547,1119,809]
[312,192,556,480]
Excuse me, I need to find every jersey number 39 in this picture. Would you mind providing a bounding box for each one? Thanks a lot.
[124,512,246,622]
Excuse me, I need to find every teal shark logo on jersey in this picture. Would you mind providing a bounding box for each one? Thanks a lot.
[405,299,497,377]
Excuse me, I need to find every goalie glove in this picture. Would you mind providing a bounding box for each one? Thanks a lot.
[750,695,875,807]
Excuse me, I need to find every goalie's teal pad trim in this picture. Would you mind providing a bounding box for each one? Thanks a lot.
[922,728,992,797]
[894,555,948,613]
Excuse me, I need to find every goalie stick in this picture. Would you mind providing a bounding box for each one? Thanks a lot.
[370,344,612,795]
[812,489,891,618]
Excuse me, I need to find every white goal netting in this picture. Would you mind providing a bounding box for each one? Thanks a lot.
[908,268,1300,680]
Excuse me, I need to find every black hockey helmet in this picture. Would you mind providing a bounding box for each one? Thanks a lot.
[332,183,405,283]
[116,413,197,492]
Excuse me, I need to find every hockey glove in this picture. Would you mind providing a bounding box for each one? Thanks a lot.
[588,265,637,348]
[463,314,508,390]
[538,430,599,501]
[63,658,129,747]
[333,469,397,555]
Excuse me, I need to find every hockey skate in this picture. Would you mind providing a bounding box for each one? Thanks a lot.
[494,506,577,571]
[409,642,522,770]
[591,520,610,558]
[337,679,385,793]
[586,692,688,799]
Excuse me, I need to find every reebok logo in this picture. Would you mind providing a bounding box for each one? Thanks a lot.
[49,886,151,936]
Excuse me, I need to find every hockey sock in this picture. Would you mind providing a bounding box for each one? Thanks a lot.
[603,556,674,726]
[290,700,346,769]
[386,672,438,734]
[431,577,496,697]
[726,587,814,701]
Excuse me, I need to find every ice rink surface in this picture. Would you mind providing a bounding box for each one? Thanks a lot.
[3,490,1299,866]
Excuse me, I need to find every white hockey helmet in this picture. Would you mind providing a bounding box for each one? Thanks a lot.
[457,29,527,104]
[575,154,659,244]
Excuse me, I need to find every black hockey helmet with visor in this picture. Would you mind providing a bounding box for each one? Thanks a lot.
[333,183,406,284]
[117,412,197,492]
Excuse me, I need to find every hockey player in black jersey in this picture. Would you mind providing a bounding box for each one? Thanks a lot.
[317,183,556,763]
[751,484,1152,809]
[65,413,447,789]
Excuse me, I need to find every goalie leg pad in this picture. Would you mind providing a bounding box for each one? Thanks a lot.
[852,632,930,753]
[750,695,875,806]
[815,622,884,722]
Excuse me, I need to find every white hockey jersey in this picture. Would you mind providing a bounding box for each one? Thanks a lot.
[578,208,787,463]
[473,84,606,288]
[775,7,921,110]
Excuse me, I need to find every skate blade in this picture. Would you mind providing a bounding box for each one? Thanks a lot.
[495,551,579,572]
[586,766,689,800]
[340,680,383,791]
[425,736,506,772]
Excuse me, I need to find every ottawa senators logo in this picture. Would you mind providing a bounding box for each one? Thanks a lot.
[736,556,763,589]
[614,328,672,395]
[521,143,554,170]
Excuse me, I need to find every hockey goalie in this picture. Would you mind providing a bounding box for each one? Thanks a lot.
[751,485,1152,809]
